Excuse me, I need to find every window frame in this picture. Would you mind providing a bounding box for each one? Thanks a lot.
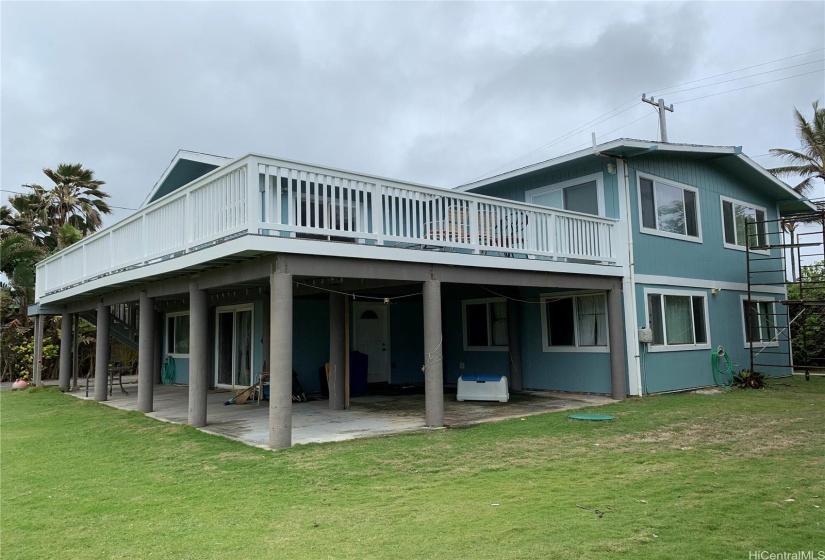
[539,291,610,353]
[166,312,190,357]
[643,288,711,353]
[720,195,769,254]
[461,298,509,352]
[636,172,703,244]
[740,295,779,348]
[525,172,606,217]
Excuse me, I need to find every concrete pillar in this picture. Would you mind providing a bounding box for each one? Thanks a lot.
[58,313,72,391]
[138,292,155,413]
[188,282,208,427]
[328,292,346,410]
[152,311,163,385]
[423,279,444,427]
[72,314,79,391]
[32,314,45,387]
[262,293,271,372]
[94,302,110,401]
[506,298,523,392]
[269,270,293,449]
[608,285,628,401]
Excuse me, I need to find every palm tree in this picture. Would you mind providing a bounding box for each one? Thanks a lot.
[769,101,825,281]
[0,185,52,248]
[0,233,46,323]
[41,163,111,248]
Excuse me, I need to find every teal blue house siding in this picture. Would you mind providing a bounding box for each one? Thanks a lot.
[471,158,621,219]
[442,285,509,384]
[388,301,425,385]
[635,283,790,393]
[520,289,613,393]
[292,299,328,393]
[169,357,190,384]
[442,286,614,394]
[626,155,784,285]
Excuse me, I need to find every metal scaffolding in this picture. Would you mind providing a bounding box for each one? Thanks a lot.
[746,202,825,379]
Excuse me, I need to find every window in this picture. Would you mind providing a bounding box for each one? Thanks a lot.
[645,290,710,352]
[742,298,778,346]
[639,175,701,241]
[721,197,767,251]
[526,173,604,216]
[541,292,608,352]
[166,313,190,355]
[462,299,508,351]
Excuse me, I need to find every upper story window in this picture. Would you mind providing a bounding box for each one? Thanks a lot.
[638,174,701,243]
[166,313,190,355]
[721,196,767,252]
[541,292,609,352]
[644,289,710,352]
[526,173,604,217]
[462,298,508,351]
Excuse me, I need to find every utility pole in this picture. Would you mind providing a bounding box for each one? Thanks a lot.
[642,94,674,142]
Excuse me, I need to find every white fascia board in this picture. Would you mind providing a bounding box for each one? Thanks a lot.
[455,139,740,193]
[39,234,627,305]
[635,274,786,296]
[139,150,233,209]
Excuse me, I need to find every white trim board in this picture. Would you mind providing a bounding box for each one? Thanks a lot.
[635,274,787,296]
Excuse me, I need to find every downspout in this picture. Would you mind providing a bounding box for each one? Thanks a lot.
[618,157,643,396]
[594,146,643,396]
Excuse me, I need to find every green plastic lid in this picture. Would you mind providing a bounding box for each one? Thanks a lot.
[568,413,616,421]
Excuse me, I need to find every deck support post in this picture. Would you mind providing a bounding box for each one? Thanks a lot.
[32,314,45,387]
[608,285,627,400]
[329,293,346,410]
[506,298,523,392]
[152,311,163,385]
[94,302,110,401]
[269,270,293,449]
[58,312,72,392]
[188,282,208,427]
[72,314,79,391]
[138,291,155,413]
[423,279,444,427]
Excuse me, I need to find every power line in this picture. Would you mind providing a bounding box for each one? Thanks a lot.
[675,68,825,105]
[646,47,825,95]
[468,97,640,182]
[654,59,823,98]
[465,50,825,185]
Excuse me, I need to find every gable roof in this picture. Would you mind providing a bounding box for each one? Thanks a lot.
[140,150,233,209]
[456,139,816,214]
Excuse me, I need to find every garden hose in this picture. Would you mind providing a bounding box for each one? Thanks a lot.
[161,355,176,385]
[711,345,733,390]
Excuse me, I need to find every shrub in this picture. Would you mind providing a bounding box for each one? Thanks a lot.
[733,369,766,389]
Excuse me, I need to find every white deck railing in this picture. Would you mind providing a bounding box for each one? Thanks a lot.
[35,154,618,299]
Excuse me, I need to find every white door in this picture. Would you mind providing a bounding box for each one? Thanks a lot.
[353,303,391,383]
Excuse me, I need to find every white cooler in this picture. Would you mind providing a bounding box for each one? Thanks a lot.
[457,374,509,403]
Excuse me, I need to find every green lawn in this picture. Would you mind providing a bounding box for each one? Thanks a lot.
[2,380,823,559]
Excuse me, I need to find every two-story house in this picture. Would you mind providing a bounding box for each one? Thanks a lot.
[30,139,814,448]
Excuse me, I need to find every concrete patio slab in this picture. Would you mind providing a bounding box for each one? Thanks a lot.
[60,381,615,448]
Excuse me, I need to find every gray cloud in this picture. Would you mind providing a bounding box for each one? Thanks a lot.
[2,1,823,225]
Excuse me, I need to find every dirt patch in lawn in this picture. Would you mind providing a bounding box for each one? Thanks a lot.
[604,414,819,456]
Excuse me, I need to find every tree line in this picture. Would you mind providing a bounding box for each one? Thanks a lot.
[1,164,111,381]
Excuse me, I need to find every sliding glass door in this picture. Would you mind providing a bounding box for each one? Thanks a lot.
[215,305,253,389]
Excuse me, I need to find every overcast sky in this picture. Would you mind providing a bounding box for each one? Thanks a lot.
[2,1,824,226]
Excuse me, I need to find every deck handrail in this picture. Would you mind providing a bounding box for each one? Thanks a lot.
[34,154,619,299]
